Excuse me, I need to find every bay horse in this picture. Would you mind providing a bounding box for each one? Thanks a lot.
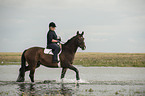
[16,31,86,83]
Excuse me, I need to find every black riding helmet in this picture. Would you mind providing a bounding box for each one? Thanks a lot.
[49,22,56,27]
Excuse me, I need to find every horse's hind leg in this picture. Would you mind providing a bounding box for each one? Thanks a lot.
[25,61,40,72]
[27,60,37,82]
[25,66,30,72]
[29,69,35,82]
[37,61,41,67]
[25,61,40,82]
[16,68,25,82]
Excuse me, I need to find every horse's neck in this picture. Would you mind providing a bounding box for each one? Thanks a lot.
[64,44,78,54]
[61,44,78,64]
[63,39,78,55]
[61,37,78,64]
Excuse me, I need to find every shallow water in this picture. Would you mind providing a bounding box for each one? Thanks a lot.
[0,65,145,96]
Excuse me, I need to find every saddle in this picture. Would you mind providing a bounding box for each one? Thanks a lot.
[44,47,61,58]
[44,43,62,55]
[44,49,53,55]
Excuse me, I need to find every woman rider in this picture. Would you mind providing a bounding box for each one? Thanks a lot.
[47,22,61,63]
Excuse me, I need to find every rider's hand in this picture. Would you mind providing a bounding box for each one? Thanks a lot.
[57,40,60,43]
[52,39,60,43]
[57,36,61,41]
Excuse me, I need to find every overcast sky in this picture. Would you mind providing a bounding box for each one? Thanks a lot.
[0,0,145,53]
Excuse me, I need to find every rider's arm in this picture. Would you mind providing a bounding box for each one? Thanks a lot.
[52,39,58,43]
[48,31,58,43]
[48,32,53,43]
[49,31,60,43]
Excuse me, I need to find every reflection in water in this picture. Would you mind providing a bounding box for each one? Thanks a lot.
[18,83,26,92]
[60,83,74,96]
[18,83,36,96]
[18,82,77,96]
[0,80,145,96]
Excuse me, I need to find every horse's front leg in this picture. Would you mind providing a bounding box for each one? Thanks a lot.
[68,65,80,81]
[68,65,80,86]
[60,68,67,82]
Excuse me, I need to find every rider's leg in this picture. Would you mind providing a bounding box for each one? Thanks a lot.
[47,43,60,62]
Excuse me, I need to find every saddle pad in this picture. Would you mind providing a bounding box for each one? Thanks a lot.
[44,49,53,55]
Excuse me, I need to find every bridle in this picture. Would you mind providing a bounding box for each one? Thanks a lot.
[76,38,84,46]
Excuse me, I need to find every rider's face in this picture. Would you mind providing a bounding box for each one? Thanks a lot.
[50,27,56,31]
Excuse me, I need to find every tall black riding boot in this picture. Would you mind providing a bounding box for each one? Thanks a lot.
[47,43,60,63]
[52,54,59,63]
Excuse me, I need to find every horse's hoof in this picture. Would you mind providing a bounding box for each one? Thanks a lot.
[75,80,79,87]
[16,76,25,82]
[31,80,34,82]
[76,80,80,84]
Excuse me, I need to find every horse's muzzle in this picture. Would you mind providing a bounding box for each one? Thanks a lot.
[82,46,86,50]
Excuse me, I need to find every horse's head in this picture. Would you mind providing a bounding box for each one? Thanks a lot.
[76,31,86,50]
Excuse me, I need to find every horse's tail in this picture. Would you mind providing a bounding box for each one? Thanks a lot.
[16,50,27,82]
[20,50,27,76]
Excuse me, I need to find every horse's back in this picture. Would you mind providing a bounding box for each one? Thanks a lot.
[26,47,45,51]
[25,47,44,54]
[24,47,57,67]
[24,47,44,61]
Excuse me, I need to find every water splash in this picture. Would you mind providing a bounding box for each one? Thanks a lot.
[57,78,89,84]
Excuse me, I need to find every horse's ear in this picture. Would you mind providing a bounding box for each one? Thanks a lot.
[77,31,79,35]
[81,31,84,36]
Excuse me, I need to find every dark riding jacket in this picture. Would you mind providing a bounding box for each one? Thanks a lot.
[47,30,57,45]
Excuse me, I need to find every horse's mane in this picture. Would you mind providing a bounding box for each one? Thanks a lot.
[64,35,77,45]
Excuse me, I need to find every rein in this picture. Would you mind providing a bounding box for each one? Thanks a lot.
[60,41,65,44]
